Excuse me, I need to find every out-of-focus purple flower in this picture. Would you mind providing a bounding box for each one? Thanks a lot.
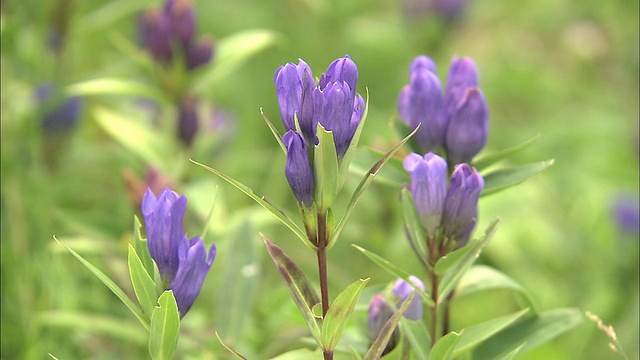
[177,95,199,146]
[165,0,195,47]
[445,87,489,165]
[367,294,399,355]
[391,276,425,321]
[186,35,214,70]
[404,152,448,236]
[398,56,447,153]
[274,59,316,137]
[36,84,83,134]
[443,56,478,121]
[123,166,173,211]
[442,164,484,241]
[142,187,216,317]
[401,0,468,20]
[283,130,315,207]
[612,196,640,236]
[140,8,173,63]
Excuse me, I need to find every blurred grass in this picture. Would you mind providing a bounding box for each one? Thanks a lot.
[1,0,638,359]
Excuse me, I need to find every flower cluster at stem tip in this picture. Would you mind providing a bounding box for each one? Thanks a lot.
[274,55,366,208]
[398,55,489,165]
[141,187,216,317]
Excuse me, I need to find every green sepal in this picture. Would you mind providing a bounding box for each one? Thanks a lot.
[314,123,340,213]
[260,109,286,155]
[191,159,315,250]
[482,160,554,197]
[400,317,431,360]
[128,244,158,319]
[363,292,415,360]
[401,188,429,268]
[261,234,322,345]
[437,219,501,300]
[452,308,530,357]
[471,308,583,359]
[430,331,462,360]
[327,124,420,250]
[337,89,370,188]
[134,215,155,278]
[472,134,541,170]
[54,236,149,331]
[215,331,248,359]
[149,290,180,360]
[352,244,434,307]
[321,278,369,352]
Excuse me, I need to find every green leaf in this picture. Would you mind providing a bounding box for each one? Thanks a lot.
[338,89,370,187]
[400,317,431,360]
[482,160,554,196]
[400,188,429,268]
[322,278,369,352]
[430,331,462,360]
[452,309,530,357]
[455,265,536,311]
[261,234,322,345]
[434,243,476,276]
[327,125,420,249]
[149,291,180,360]
[471,308,583,359]
[498,344,526,360]
[193,29,281,93]
[261,109,286,155]
[48,354,60,360]
[54,237,149,331]
[128,245,158,319]
[66,79,168,104]
[364,292,415,360]
[269,348,324,360]
[191,159,313,250]
[215,332,248,360]
[134,216,155,278]
[472,134,541,170]
[438,219,501,300]
[93,107,174,169]
[351,244,434,307]
[314,123,340,212]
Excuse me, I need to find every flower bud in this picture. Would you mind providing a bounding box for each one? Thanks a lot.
[445,87,489,165]
[177,95,199,146]
[283,130,315,207]
[274,60,316,137]
[139,8,173,63]
[391,276,425,321]
[367,294,399,355]
[165,0,195,47]
[170,235,216,316]
[398,56,447,153]
[403,152,448,236]
[318,55,358,99]
[442,164,484,241]
[186,35,214,70]
[444,56,478,120]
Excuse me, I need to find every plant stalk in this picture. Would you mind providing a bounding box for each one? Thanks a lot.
[316,212,333,360]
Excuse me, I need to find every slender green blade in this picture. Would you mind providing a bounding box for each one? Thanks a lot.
[452,309,530,357]
[473,134,541,170]
[364,292,414,360]
[352,244,434,307]
[455,265,536,311]
[261,234,322,345]
[400,317,431,360]
[314,123,340,212]
[434,243,476,277]
[482,160,554,196]
[133,215,154,278]
[215,332,248,360]
[54,237,149,331]
[400,188,429,267]
[128,245,158,319]
[261,109,286,155]
[191,159,313,250]
[322,278,369,351]
[66,79,168,104]
[431,331,462,360]
[149,291,180,360]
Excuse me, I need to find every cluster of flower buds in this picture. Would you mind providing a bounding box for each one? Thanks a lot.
[139,0,214,70]
[367,277,425,354]
[141,187,216,317]
[36,84,83,135]
[274,55,366,208]
[404,152,484,249]
[398,55,489,165]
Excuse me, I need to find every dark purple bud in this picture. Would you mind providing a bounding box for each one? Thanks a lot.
[283,130,315,207]
[391,276,425,320]
[36,85,82,134]
[140,8,173,63]
[141,187,187,284]
[367,294,400,355]
[169,235,216,317]
[445,87,489,165]
[403,152,448,236]
[177,95,199,146]
[442,164,484,241]
[398,56,447,153]
[274,59,316,137]
[318,55,358,98]
[186,35,214,70]
[165,0,196,47]
[444,56,478,120]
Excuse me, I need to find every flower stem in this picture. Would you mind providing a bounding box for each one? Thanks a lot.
[316,212,333,360]
[429,269,439,344]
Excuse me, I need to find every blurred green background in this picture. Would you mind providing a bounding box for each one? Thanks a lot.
[1,0,638,359]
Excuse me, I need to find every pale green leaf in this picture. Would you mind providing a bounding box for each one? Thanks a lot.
[149,291,180,360]
[322,278,370,351]
[431,331,462,360]
[128,245,158,319]
[314,123,340,212]
[455,265,536,311]
[215,332,249,360]
[261,109,286,155]
[269,348,324,360]
[66,79,168,104]
[400,188,429,268]
[473,134,541,170]
[482,160,554,196]
[133,215,155,278]
[434,244,476,276]
[453,309,530,357]
[400,316,431,359]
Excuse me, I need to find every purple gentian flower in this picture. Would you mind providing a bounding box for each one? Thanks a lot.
[274,59,316,136]
[165,0,195,47]
[283,130,315,207]
[139,8,173,63]
[442,164,484,240]
[186,35,214,70]
[392,276,425,321]
[443,56,478,120]
[403,152,448,236]
[142,187,216,317]
[445,87,489,165]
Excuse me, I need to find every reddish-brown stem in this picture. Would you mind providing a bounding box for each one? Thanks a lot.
[316,212,333,360]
